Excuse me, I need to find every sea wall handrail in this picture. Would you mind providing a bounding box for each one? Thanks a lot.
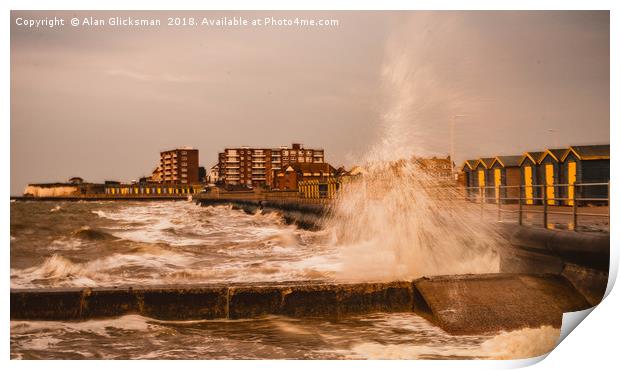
[460,182,609,230]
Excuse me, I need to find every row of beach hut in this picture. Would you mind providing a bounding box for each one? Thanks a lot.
[461,145,610,206]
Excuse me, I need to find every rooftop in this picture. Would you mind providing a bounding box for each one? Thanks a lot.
[564,144,610,161]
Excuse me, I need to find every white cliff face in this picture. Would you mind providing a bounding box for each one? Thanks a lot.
[23,185,79,197]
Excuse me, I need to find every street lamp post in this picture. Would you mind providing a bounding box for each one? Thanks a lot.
[450,114,467,177]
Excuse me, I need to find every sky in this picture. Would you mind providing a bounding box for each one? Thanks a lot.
[10,11,609,194]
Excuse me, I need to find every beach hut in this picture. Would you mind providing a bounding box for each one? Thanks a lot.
[473,158,494,202]
[519,152,544,205]
[461,160,478,200]
[538,148,568,205]
[561,145,610,205]
[490,155,523,204]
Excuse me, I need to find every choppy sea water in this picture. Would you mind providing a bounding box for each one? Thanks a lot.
[11,200,337,288]
[10,313,559,360]
[10,201,559,360]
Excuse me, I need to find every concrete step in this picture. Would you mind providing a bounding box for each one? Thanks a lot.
[413,273,591,335]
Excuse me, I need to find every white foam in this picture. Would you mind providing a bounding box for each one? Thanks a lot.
[478,325,560,360]
[11,314,154,337]
[10,250,198,288]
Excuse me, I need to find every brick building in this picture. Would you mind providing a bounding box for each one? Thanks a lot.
[217,143,325,188]
[150,147,200,184]
[274,162,337,190]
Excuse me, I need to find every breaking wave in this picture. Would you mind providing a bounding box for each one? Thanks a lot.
[348,325,559,360]
[72,226,118,241]
[324,17,505,281]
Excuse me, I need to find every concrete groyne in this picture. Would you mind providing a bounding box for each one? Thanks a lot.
[11,274,591,335]
[11,281,411,321]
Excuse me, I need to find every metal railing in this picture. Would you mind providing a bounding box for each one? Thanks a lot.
[195,181,609,231]
[462,182,610,231]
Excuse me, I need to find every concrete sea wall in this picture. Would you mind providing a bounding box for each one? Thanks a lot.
[195,197,328,230]
[500,226,609,305]
[11,274,591,335]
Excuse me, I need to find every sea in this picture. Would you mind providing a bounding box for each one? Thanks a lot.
[10,200,558,360]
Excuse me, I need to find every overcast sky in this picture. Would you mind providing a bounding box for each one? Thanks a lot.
[11,11,609,194]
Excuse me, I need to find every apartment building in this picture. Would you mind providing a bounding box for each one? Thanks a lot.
[154,147,200,184]
[217,143,325,188]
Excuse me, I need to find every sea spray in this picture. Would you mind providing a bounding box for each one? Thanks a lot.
[327,160,504,281]
[326,17,506,281]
